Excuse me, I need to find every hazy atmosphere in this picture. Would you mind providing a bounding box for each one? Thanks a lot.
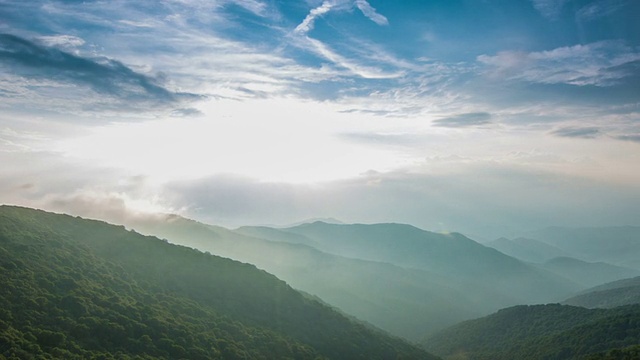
[2,0,640,238]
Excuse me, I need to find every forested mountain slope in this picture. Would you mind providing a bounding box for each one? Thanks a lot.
[0,205,437,359]
[423,304,640,360]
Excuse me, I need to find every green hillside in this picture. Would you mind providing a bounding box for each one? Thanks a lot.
[585,345,640,360]
[423,304,640,360]
[564,276,640,309]
[0,205,437,359]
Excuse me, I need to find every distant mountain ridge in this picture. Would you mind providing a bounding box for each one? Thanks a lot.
[522,226,640,270]
[539,257,640,288]
[487,237,568,263]
[125,216,489,339]
[280,221,578,304]
[564,276,640,309]
[125,217,582,340]
[490,228,640,289]
[278,217,345,227]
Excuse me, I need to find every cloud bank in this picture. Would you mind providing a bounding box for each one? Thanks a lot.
[478,41,640,87]
[0,34,199,106]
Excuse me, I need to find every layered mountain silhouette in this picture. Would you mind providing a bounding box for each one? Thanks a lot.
[487,233,640,288]
[487,237,568,263]
[124,217,580,339]
[522,226,640,270]
[539,257,640,288]
[122,216,482,339]
[277,222,576,302]
[0,205,436,359]
[3,205,639,359]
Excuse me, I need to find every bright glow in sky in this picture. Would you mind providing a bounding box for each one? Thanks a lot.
[1,0,639,237]
[58,98,417,183]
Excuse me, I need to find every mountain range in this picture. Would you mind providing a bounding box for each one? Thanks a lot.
[124,216,580,339]
[522,226,640,270]
[539,257,640,288]
[0,205,436,359]
[486,237,568,263]
[3,204,640,359]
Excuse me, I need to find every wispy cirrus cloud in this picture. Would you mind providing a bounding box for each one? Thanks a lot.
[35,35,85,50]
[354,0,388,26]
[478,40,640,87]
[433,112,493,128]
[295,0,388,35]
[530,0,568,20]
[576,0,629,21]
[1,0,352,108]
[289,1,408,84]
[295,1,335,34]
[299,36,404,79]
[228,0,271,17]
[160,0,275,19]
[550,126,601,139]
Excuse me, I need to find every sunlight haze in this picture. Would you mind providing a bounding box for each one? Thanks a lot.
[1,0,639,237]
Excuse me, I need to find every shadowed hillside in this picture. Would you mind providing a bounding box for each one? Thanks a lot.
[564,276,640,309]
[423,304,640,360]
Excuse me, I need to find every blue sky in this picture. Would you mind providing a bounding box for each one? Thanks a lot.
[1,0,639,238]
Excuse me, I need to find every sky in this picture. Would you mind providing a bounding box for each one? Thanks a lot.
[1,0,639,239]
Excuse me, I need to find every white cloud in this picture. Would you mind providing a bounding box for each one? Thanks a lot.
[354,0,388,25]
[301,36,404,79]
[43,189,176,224]
[118,19,157,28]
[295,1,334,34]
[230,0,270,17]
[36,34,85,52]
[576,0,628,21]
[478,41,640,86]
[531,0,568,19]
[295,0,388,35]
[159,158,640,238]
